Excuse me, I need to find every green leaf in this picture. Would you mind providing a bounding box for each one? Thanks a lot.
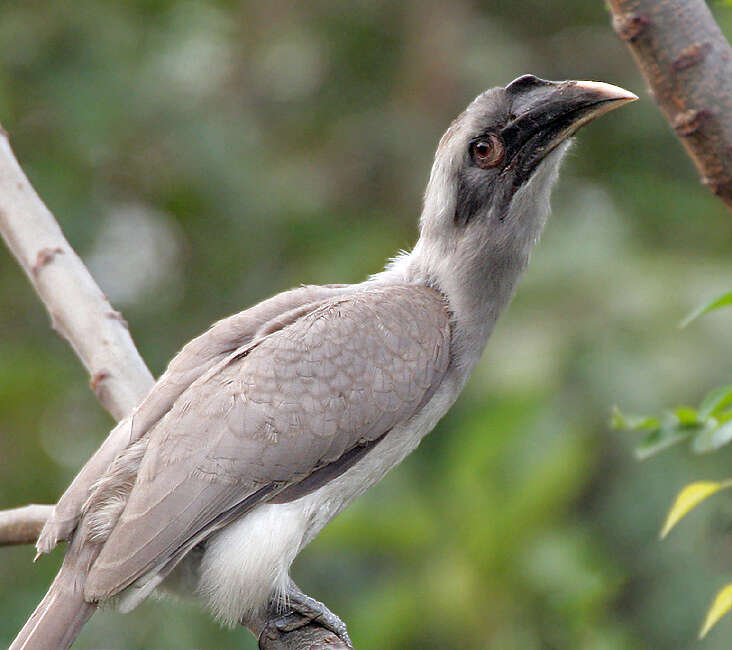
[680,290,732,328]
[692,420,732,454]
[660,479,732,539]
[700,583,732,639]
[635,425,691,460]
[699,384,732,418]
[674,406,698,425]
[610,406,660,431]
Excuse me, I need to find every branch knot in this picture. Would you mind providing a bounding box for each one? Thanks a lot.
[612,12,649,42]
[672,108,712,137]
[32,247,64,276]
[672,41,712,72]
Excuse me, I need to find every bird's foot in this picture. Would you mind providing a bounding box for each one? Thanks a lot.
[260,587,353,649]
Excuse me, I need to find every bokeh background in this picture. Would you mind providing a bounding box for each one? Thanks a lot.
[2,2,732,648]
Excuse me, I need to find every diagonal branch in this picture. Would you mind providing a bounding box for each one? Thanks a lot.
[0,127,348,649]
[606,0,732,212]
[0,128,154,419]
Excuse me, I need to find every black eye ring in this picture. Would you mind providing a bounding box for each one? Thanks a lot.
[471,133,505,169]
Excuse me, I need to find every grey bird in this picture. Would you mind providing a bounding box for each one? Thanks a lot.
[10,75,636,650]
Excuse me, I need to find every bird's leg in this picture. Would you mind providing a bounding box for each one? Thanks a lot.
[259,580,353,649]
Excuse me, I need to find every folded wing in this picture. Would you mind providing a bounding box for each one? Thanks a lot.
[84,284,451,601]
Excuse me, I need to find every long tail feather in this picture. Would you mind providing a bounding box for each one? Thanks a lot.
[10,545,98,650]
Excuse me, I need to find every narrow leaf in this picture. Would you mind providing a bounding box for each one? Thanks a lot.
[699,384,732,418]
[674,406,698,425]
[610,406,660,431]
[635,425,690,460]
[692,420,732,454]
[660,480,732,539]
[699,583,732,639]
[680,290,732,328]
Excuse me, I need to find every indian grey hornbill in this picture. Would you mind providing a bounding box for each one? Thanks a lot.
[10,75,636,650]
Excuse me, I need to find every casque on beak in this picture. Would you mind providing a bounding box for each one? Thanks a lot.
[500,75,638,183]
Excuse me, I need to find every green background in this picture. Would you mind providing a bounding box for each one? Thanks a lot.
[2,2,732,648]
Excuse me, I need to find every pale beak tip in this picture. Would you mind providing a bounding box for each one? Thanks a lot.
[574,80,639,104]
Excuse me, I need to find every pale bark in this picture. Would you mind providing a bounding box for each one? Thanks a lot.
[0,129,154,418]
[0,505,54,546]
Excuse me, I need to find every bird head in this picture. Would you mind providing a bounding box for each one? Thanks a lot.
[418,75,637,256]
[408,75,636,340]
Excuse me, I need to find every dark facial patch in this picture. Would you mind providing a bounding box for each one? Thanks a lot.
[452,93,514,226]
[453,76,632,228]
[454,164,499,227]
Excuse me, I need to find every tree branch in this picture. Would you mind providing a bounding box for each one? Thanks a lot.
[606,0,732,211]
[0,506,54,546]
[0,127,350,648]
[0,129,154,419]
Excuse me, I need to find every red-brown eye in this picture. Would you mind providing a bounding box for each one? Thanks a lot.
[471,133,505,169]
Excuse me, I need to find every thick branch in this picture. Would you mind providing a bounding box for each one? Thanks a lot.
[607,0,732,211]
[0,129,154,419]
[0,127,350,649]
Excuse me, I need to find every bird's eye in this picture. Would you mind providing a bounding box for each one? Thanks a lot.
[471,134,505,169]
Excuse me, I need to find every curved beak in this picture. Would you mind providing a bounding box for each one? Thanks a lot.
[500,75,638,183]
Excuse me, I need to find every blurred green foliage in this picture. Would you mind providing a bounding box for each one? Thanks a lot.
[614,295,732,637]
[612,375,732,459]
[2,2,732,649]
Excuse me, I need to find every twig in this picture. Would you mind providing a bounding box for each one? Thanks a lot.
[0,506,54,546]
[606,0,732,211]
[0,127,350,648]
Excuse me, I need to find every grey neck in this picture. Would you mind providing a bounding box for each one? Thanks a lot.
[377,146,565,376]
[407,212,543,374]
